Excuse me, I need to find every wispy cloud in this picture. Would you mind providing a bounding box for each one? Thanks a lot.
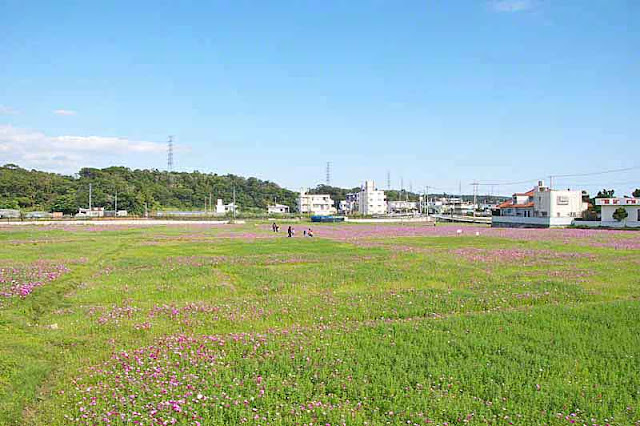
[0,105,19,115]
[490,0,535,12]
[53,109,77,116]
[0,125,172,172]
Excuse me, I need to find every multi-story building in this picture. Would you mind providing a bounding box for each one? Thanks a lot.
[493,181,587,227]
[298,191,336,215]
[357,181,386,215]
[339,192,359,215]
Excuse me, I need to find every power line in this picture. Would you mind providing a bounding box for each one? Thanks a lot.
[475,165,639,187]
[552,166,639,179]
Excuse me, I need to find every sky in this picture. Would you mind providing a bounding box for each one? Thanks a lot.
[1,0,638,196]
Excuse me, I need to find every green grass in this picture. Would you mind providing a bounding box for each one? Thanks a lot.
[0,223,638,425]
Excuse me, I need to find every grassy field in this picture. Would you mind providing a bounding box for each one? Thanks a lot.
[0,222,638,425]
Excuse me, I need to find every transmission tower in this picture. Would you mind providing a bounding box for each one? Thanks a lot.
[325,162,331,186]
[167,135,174,172]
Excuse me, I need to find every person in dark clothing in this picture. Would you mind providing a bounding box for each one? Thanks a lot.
[272,222,277,232]
[287,226,293,237]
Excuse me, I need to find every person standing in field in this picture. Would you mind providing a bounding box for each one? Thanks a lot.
[287,226,293,237]
[308,228,313,237]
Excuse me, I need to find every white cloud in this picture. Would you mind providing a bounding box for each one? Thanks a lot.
[0,125,171,172]
[491,0,534,12]
[53,109,77,116]
[0,105,19,115]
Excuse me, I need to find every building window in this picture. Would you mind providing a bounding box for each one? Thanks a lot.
[557,196,569,205]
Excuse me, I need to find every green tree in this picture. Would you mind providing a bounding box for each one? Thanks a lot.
[612,207,628,222]
[51,193,78,215]
[633,188,640,198]
[596,189,615,198]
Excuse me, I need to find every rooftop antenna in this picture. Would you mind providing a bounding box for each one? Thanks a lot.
[325,161,331,186]
[167,135,174,172]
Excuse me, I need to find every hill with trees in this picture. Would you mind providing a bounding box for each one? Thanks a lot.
[0,164,298,215]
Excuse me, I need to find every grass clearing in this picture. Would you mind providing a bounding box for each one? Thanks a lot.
[0,223,638,425]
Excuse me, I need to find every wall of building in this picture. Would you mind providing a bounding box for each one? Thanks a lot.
[574,220,640,228]
[492,216,575,228]
[533,189,585,218]
[601,205,640,223]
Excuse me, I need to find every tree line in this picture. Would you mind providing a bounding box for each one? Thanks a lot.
[0,164,299,215]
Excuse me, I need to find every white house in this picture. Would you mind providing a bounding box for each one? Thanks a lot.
[0,209,20,218]
[387,200,419,214]
[298,191,336,215]
[493,181,587,228]
[357,181,386,215]
[215,199,237,215]
[595,198,640,227]
[76,207,105,218]
[267,204,290,214]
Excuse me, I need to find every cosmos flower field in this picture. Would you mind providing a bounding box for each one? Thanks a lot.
[0,222,638,425]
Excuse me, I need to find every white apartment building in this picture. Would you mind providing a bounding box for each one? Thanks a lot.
[595,198,640,227]
[357,181,386,215]
[298,191,336,215]
[493,181,587,227]
[339,193,359,215]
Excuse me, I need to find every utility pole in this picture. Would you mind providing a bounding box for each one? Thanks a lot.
[386,170,391,190]
[114,189,118,214]
[89,183,92,211]
[209,193,213,215]
[232,186,236,222]
[549,175,553,190]
[167,135,174,186]
[472,181,478,218]
[425,186,430,218]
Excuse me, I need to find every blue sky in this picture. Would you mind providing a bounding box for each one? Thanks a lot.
[1,0,638,195]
